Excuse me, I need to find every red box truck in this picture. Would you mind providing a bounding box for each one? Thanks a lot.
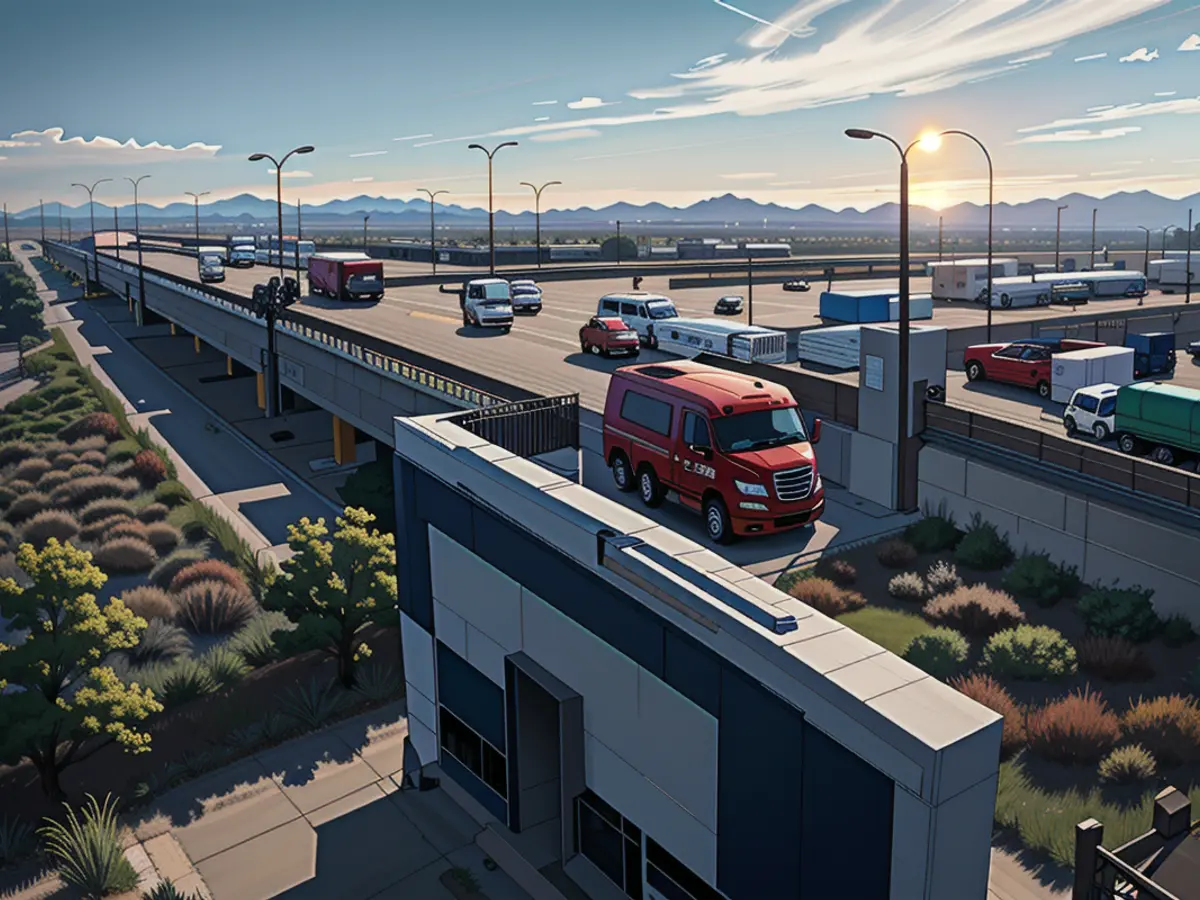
[307,252,385,301]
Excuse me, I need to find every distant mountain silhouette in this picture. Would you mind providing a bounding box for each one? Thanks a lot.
[15,189,1200,230]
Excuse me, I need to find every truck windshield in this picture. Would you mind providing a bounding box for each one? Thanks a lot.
[483,283,510,300]
[199,255,222,266]
[647,300,677,319]
[713,407,808,453]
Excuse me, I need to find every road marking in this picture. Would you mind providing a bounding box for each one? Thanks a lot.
[409,310,461,325]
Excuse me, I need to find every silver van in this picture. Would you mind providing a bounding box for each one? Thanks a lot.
[596,292,678,348]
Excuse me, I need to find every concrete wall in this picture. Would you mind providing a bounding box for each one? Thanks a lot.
[919,444,1200,624]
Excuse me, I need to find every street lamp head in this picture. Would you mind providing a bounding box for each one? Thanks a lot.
[916,132,943,153]
[467,143,485,152]
[845,128,876,140]
[294,146,315,155]
[248,153,267,162]
[499,141,519,150]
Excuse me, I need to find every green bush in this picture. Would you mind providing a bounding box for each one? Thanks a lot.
[138,659,218,707]
[1098,745,1157,784]
[984,625,1078,681]
[902,628,969,679]
[0,439,41,467]
[201,646,250,688]
[40,376,81,403]
[353,661,404,702]
[154,479,192,507]
[337,459,395,534]
[1076,585,1161,643]
[22,354,57,378]
[904,513,962,553]
[106,439,141,464]
[27,416,68,436]
[38,794,139,897]
[279,678,349,729]
[7,391,48,414]
[126,619,193,666]
[954,515,1014,571]
[142,881,205,900]
[1002,552,1081,607]
[228,611,295,667]
[1161,614,1197,648]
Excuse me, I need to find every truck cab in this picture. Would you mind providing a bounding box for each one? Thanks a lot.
[196,247,226,283]
[228,244,256,268]
[461,279,513,332]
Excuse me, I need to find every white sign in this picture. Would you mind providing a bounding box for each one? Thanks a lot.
[865,354,884,391]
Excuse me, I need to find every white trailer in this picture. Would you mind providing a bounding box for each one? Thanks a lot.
[656,318,787,364]
[1148,259,1196,287]
[928,258,1020,301]
[981,277,1053,308]
[1050,346,1135,404]
[1036,270,1147,298]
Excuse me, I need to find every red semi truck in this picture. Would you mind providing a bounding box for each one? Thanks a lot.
[307,252,385,301]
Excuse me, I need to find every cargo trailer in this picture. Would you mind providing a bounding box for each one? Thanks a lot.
[981,278,1053,308]
[1124,332,1176,378]
[1035,270,1147,298]
[796,325,862,369]
[928,257,1019,301]
[1148,259,1196,288]
[1050,346,1134,404]
[307,252,385,301]
[819,290,933,323]
[656,318,787,364]
[1114,381,1200,466]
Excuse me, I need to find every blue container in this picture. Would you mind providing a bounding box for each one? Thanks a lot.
[820,290,891,323]
[1125,331,1176,377]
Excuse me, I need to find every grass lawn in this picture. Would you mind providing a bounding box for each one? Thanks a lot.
[836,607,934,656]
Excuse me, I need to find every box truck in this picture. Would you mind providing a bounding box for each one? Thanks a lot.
[928,258,1020,301]
[1050,346,1134,404]
[1124,332,1176,378]
[1148,259,1196,288]
[981,277,1053,308]
[307,252,385,301]
[656,318,788,365]
[1114,381,1200,466]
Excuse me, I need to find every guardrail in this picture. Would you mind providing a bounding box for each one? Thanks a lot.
[925,400,1200,512]
[450,394,581,458]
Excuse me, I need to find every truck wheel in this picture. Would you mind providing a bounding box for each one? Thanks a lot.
[965,361,985,381]
[1151,445,1176,466]
[704,496,735,545]
[1037,381,1050,399]
[610,452,635,493]
[637,466,664,508]
[462,310,470,327]
[1093,422,1110,441]
[590,344,602,355]
[1064,416,1077,436]
[1117,433,1141,455]
[1000,293,1013,308]
[580,340,589,354]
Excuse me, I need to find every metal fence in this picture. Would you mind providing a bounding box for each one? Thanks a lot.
[1081,846,1180,900]
[450,394,581,458]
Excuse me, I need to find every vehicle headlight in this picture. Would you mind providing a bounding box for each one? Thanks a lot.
[812,474,822,494]
[735,480,768,497]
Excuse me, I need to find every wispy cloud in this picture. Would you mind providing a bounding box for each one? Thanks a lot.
[531,100,558,106]
[351,177,374,183]
[349,151,387,158]
[690,54,728,71]
[566,96,619,110]
[1086,105,1115,112]
[1155,91,1178,96]
[719,172,776,180]
[0,139,40,148]
[534,117,551,122]
[768,179,811,186]
[530,128,601,142]
[1089,169,1134,176]
[1174,157,1200,164]
[1008,50,1054,64]
[710,0,825,43]
[1120,46,1160,62]
[266,169,313,177]
[394,133,432,141]
[1179,33,1200,51]
[1074,52,1108,62]
[4,127,221,163]
[830,169,890,180]
[1018,96,1200,132]
[1012,126,1142,143]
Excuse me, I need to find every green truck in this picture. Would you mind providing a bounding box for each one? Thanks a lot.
[1114,381,1200,466]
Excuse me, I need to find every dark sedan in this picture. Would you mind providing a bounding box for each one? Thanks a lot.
[783,280,811,292]
[713,295,743,315]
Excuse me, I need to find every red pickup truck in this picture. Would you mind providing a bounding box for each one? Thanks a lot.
[307,252,385,301]
[963,339,1104,398]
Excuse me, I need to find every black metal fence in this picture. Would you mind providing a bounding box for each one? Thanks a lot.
[450,394,581,458]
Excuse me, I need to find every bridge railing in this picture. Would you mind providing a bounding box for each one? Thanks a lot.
[449,394,581,458]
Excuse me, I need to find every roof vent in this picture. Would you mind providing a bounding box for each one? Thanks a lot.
[753,381,763,388]
[639,365,686,379]
[722,405,734,415]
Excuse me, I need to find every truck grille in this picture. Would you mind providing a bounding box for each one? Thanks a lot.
[773,465,814,502]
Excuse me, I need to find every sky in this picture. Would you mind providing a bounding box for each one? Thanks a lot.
[3,0,1200,215]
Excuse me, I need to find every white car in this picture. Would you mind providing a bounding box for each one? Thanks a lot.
[510,280,543,314]
[1063,383,1118,441]
[462,278,513,332]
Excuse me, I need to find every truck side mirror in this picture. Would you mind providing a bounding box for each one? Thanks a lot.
[810,419,822,444]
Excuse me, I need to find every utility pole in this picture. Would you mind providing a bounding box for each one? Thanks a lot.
[937,215,943,260]
[127,175,151,326]
[39,199,46,245]
[58,202,63,241]
[747,250,754,326]
[113,206,121,261]
[363,214,370,255]
[295,199,302,287]
[1090,208,1097,269]
[2,202,8,252]
[616,220,622,264]
[1055,204,1068,272]
[418,188,449,274]
[185,191,210,247]
[1188,208,1194,306]
[71,178,112,293]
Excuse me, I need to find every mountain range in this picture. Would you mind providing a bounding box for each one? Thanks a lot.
[13,190,1200,231]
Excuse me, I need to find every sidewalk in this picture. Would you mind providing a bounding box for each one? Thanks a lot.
[17,247,340,559]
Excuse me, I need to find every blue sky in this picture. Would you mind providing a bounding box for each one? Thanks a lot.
[3,0,1200,214]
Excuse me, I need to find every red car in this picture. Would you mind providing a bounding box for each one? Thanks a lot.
[964,339,1103,398]
[580,316,640,358]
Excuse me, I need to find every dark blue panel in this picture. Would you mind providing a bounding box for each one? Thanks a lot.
[414,469,473,550]
[799,726,893,900]
[393,458,433,631]
[717,670,804,900]
[441,751,508,821]
[664,627,721,717]
[471,506,664,677]
[505,659,522,832]
[436,641,506,751]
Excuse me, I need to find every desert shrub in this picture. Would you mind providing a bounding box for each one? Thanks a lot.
[169,559,248,595]
[57,411,121,442]
[202,646,250,687]
[0,812,37,866]
[787,576,866,617]
[950,673,1027,757]
[175,580,258,635]
[6,479,33,495]
[888,571,928,602]
[1026,688,1121,764]
[78,497,135,526]
[816,557,857,587]
[12,456,51,483]
[144,522,182,553]
[79,514,132,544]
[36,469,71,493]
[154,479,191,508]
[0,484,13,509]
[138,659,217,708]
[0,440,40,467]
[984,626,1078,681]
[905,513,962,553]
[1077,586,1161,643]
[7,393,47,414]
[28,417,69,437]
[278,678,349,729]
[50,452,80,471]
[131,450,168,486]
[105,439,140,464]
[5,490,49,523]
[50,393,90,416]
[38,794,139,897]
[49,475,132,508]
[903,628,969,679]
[39,377,80,403]
[142,881,204,900]
[925,560,963,595]
[69,436,107,455]
[228,611,295,667]
[923,585,1026,637]
[353,661,404,703]
[137,502,170,524]
[104,520,149,544]
[119,585,177,622]
[66,464,101,480]
[36,440,68,458]
[126,618,192,666]
[876,538,917,569]
[1161,615,1197,649]
[0,521,14,553]
[19,510,79,547]
[77,450,107,470]
[1002,552,1081,608]
[1077,636,1155,682]
[92,536,158,573]
[954,515,1014,571]
[1098,745,1157,784]
[148,547,209,589]
[1120,695,1200,766]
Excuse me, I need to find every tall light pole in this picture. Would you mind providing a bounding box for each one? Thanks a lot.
[2,203,8,253]
[113,205,121,261]
[184,191,209,248]
[39,199,46,246]
[58,202,63,241]
[1135,225,1150,305]
[846,128,938,512]
[418,188,448,274]
[362,214,370,255]
[1187,209,1194,306]
[1090,208,1098,270]
[71,178,112,291]
[126,175,151,326]
[937,215,943,260]
[295,199,302,286]
[616,220,623,264]
[467,141,519,275]
[1163,224,1179,257]
[519,180,561,268]
[248,145,315,280]
[931,130,993,340]
[1055,204,1069,272]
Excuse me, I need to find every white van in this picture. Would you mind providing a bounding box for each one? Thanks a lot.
[1063,383,1118,441]
[596,292,678,348]
[462,278,513,331]
[197,247,226,283]
[656,318,787,364]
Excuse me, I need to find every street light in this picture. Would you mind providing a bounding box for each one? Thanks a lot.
[184,191,210,247]
[249,275,300,419]
[363,214,370,255]
[845,127,938,512]
[113,205,120,261]
[467,141,519,275]
[39,199,45,246]
[71,178,112,291]
[1136,226,1151,303]
[126,175,151,326]
[1090,208,1098,270]
[1163,224,1180,257]
[248,145,315,280]
[1055,204,1069,272]
[1187,209,1194,306]
[417,188,449,274]
[519,180,561,268]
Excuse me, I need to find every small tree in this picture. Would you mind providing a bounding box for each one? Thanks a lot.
[265,507,397,688]
[0,539,162,799]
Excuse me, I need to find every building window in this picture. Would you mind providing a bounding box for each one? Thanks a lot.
[646,837,724,900]
[439,706,507,800]
[575,789,643,899]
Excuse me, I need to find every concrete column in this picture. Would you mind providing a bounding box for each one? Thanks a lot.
[255,373,266,411]
[193,335,201,354]
[333,415,357,466]
[226,355,234,377]
[1072,819,1103,900]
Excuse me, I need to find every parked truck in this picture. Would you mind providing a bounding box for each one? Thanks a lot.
[654,318,788,364]
[1124,332,1176,378]
[307,252,384,301]
[1050,346,1134,404]
[1114,381,1200,466]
